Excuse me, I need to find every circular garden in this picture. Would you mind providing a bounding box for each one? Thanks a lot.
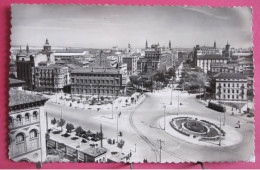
[170,117,225,141]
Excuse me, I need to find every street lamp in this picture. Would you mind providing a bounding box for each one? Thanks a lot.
[170,79,173,105]
[177,93,180,115]
[116,112,119,143]
[162,105,166,130]
[217,115,224,146]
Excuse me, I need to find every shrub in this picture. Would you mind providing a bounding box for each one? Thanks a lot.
[81,139,87,143]
[107,138,112,144]
[61,133,71,137]
[71,137,79,140]
[208,102,226,112]
[52,130,62,134]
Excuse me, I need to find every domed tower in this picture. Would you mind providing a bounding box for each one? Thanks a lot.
[43,39,51,52]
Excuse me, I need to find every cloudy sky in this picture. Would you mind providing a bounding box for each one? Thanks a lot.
[11,5,253,49]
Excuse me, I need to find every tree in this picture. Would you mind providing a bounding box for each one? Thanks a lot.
[66,123,75,133]
[100,96,104,101]
[117,139,125,148]
[57,118,66,131]
[51,118,57,125]
[129,75,139,85]
[75,126,84,136]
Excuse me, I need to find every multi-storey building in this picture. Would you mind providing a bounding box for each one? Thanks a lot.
[193,41,224,67]
[16,39,55,89]
[35,64,69,92]
[210,63,238,75]
[197,54,229,73]
[122,55,138,75]
[213,73,247,101]
[54,49,88,63]
[71,67,123,96]
[137,43,162,73]
[8,89,48,162]
[71,51,125,96]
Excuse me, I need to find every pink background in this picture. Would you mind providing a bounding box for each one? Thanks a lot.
[0,0,259,169]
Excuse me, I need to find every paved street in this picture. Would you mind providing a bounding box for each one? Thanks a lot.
[45,87,254,162]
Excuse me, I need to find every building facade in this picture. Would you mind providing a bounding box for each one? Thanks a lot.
[16,39,55,90]
[213,73,248,101]
[137,44,162,73]
[122,56,138,75]
[71,67,123,96]
[196,54,229,73]
[35,64,69,92]
[9,89,48,162]
[71,52,125,96]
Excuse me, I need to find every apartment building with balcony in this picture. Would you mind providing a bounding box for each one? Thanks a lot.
[213,73,248,101]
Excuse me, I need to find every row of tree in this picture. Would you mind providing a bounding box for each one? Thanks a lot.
[129,67,176,89]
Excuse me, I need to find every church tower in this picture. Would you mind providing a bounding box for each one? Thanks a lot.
[43,38,51,52]
[26,44,30,54]
[169,40,172,49]
[145,40,148,49]
[214,41,216,49]
[224,41,230,57]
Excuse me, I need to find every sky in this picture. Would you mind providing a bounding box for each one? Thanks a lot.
[11,5,253,49]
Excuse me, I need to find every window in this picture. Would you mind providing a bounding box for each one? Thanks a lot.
[237,84,239,87]
[228,84,230,87]
[16,115,22,124]
[33,111,38,120]
[29,129,37,139]
[228,90,230,93]
[25,113,30,122]
[237,90,239,93]
[223,84,226,87]
[16,133,25,143]
[232,90,234,93]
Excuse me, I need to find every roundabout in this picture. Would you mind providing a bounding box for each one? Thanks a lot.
[158,115,242,147]
[170,117,225,142]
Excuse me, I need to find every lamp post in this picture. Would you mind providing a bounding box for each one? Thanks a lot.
[177,93,180,115]
[170,79,173,105]
[162,105,166,130]
[116,112,119,143]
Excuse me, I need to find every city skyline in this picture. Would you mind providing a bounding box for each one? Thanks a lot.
[11,5,253,49]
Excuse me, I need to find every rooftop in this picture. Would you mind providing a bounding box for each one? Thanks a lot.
[71,67,120,74]
[37,64,66,69]
[82,147,107,157]
[9,89,48,107]
[197,54,228,60]
[213,72,247,80]
[9,78,25,86]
